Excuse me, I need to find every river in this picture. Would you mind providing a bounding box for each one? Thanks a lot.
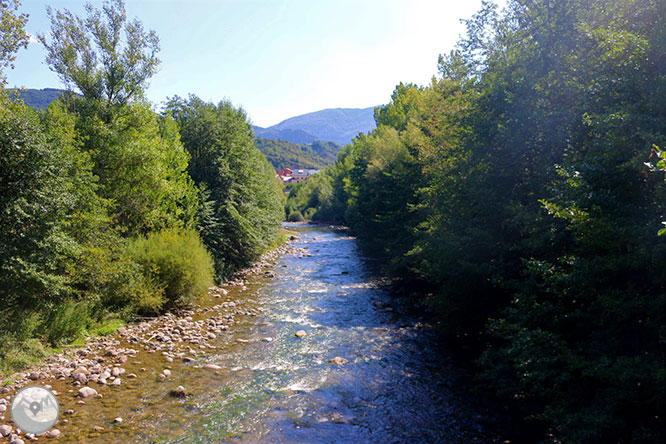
[21,223,493,443]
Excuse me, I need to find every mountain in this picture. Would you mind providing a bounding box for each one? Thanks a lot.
[254,106,377,146]
[256,138,339,171]
[9,88,68,109]
[11,88,368,169]
[253,127,316,144]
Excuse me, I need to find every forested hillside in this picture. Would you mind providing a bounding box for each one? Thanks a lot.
[256,137,340,170]
[0,1,283,372]
[253,126,317,144]
[8,87,67,108]
[287,0,666,442]
[255,107,376,145]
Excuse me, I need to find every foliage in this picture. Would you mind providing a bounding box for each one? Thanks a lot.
[256,137,339,170]
[126,229,214,313]
[292,0,666,441]
[286,209,304,222]
[39,0,159,107]
[0,0,28,82]
[167,95,285,280]
[0,0,210,376]
[38,0,196,236]
[75,100,198,235]
[0,94,85,339]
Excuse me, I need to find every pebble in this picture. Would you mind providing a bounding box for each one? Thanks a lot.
[0,405,6,413]
[0,424,12,437]
[113,417,123,424]
[169,386,187,398]
[78,387,98,398]
[46,429,61,438]
[162,369,171,377]
[9,438,24,444]
[93,426,104,432]
[203,364,221,370]
[110,378,121,386]
[328,357,348,365]
[72,373,87,384]
[295,330,307,338]
[331,413,347,424]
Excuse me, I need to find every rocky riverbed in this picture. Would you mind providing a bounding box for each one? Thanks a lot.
[0,224,496,443]
[0,239,298,443]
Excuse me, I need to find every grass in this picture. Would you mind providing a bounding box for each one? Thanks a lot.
[92,318,125,336]
[0,317,126,379]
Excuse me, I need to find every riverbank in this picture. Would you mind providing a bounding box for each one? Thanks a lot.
[0,238,298,443]
[1,224,497,443]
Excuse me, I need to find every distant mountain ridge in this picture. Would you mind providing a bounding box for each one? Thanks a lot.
[253,127,316,144]
[9,88,69,109]
[11,88,375,170]
[254,106,377,146]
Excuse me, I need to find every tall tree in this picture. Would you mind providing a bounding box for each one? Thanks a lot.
[167,95,285,280]
[39,0,159,107]
[39,0,195,236]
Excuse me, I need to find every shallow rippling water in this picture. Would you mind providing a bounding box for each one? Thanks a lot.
[44,223,492,443]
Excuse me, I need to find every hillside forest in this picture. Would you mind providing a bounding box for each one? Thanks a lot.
[0,0,284,371]
[287,0,666,442]
[256,137,339,170]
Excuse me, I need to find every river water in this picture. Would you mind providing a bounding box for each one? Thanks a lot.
[38,223,493,443]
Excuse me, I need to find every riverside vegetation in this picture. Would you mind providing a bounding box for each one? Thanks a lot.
[0,0,283,374]
[287,0,666,442]
[2,0,666,442]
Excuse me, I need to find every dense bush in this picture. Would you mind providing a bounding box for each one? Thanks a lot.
[126,229,214,313]
[286,209,305,222]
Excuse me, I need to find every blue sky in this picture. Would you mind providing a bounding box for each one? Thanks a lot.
[7,0,487,127]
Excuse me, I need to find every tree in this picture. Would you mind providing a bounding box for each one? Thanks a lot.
[0,0,28,82]
[167,95,285,280]
[39,0,159,107]
[0,94,103,346]
[37,0,195,236]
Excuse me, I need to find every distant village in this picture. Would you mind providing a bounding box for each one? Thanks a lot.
[277,168,320,186]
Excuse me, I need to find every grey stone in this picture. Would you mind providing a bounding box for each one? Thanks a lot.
[78,387,98,398]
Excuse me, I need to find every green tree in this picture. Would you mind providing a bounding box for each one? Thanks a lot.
[0,0,28,83]
[39,0,159,107]
[167,95,285,280]
[0,95,102,348]
[39,0,195,236]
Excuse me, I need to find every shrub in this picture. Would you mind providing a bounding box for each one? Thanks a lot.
[66,233,164,317]
[303,207,316,220]
[40,299,90,345]
[287,209,304,222]
[127,229,214,311]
